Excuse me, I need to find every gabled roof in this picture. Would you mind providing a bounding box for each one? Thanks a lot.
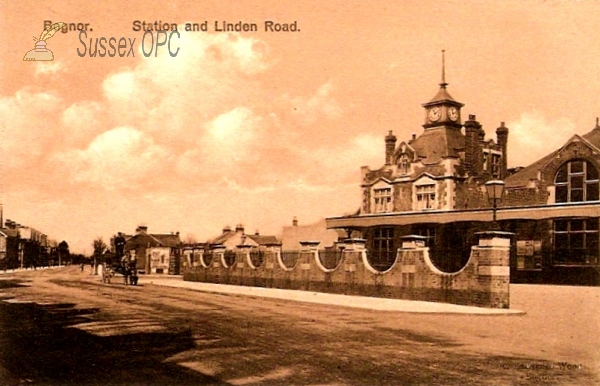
[582,126,600,147]
[152,234,182,248]
[504,151,557,188]
[246,234,279,245]
[208,231,235,245]
[392,141,416,161]
[1,229,19,238]
[126,231,181,248]
[504,129,600,188]
[363,176,393,187]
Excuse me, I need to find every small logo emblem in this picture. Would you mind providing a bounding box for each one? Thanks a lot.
[24,22,66,61]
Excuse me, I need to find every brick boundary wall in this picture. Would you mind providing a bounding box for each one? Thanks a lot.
[183,231,512,309]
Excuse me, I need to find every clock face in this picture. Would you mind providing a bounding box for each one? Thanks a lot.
[448,106,459,121]
[428,107,441,122]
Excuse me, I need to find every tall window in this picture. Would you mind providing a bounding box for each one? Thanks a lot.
[415,184,436,210]
[483,151,501,177]
[374,188,392,213]
[368,227,396,271]
[555,160,599,203]
[399,155,410,175]
[553,218,599,265]
[490,154,501,177]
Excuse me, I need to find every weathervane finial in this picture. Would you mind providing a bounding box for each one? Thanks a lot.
[441,50,447,87]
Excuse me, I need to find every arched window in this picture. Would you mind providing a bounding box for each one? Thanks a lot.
[555,160,599,203]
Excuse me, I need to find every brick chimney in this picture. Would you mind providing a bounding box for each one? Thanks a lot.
[136,225,148,233]
[496,122,509,179]
[464,114,483,177]
[385,130,397,165]
[235,224,245,233]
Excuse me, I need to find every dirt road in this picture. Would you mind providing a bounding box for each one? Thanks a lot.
[0,267,597,385]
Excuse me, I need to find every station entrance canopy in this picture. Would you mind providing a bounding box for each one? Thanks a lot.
[326,202,600,229]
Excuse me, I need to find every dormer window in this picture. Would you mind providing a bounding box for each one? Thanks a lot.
[373,188,392,213]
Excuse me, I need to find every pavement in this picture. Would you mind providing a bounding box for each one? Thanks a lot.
[140,275,526,315]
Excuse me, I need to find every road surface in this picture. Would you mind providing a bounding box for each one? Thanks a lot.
[0,266,597,385]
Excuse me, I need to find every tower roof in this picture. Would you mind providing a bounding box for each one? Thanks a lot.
[425,84,459,105]
[422,50,464,108]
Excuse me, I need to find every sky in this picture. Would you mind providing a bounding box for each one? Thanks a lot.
[1,0,600,253]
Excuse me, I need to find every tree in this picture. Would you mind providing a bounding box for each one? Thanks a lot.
[184,234,198,247]
[91,237,107,275]
[58,240,70,266]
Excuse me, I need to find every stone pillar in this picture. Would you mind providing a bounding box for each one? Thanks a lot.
[474,231,513,308]
[236,244,252,269]
[212,245,226,268]
[263,242,282,270]
[193,248,204,268]
[299,241,320,271]
[342,238,366,273]
[342,238,366,251]
[398,235,427,286]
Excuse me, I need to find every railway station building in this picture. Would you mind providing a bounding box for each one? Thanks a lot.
[326,75,600,285]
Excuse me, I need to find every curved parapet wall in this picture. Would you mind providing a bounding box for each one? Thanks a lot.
[182,232,513,308]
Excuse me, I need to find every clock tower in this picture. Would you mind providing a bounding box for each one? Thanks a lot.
[422,50,464,130]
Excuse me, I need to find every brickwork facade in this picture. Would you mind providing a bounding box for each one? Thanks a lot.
[183,233,512,309]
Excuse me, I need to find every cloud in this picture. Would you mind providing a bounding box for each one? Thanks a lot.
[507,111,578,167]
[3,30,367,252]
[290,81,342,126]
[56,126,172,190]
[0,89,63,170]
[35,60,66,76]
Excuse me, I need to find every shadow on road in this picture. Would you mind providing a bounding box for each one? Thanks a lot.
[0,279,30,289]
[0,300,228,386]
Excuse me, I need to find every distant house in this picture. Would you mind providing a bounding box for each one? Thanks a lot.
[280,217,346,251]
[207,224,279,250]
[124,226,182,273]
[1,228,20,269]
[0,230,7,267]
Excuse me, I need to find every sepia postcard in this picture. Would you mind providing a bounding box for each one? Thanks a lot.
[1,1,599,385]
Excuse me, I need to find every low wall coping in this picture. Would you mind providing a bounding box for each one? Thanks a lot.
[299,241,321,250]
[475,231,514,247]
[400,235,428,240]
[262,242,282,247]
[343,238,366,244]
[400,235,428,249]
[475,231,514,238]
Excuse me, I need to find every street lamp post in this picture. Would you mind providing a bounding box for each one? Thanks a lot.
[485,180,505,230]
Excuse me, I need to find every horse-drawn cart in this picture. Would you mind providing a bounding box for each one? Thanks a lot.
[102,260,139,285]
